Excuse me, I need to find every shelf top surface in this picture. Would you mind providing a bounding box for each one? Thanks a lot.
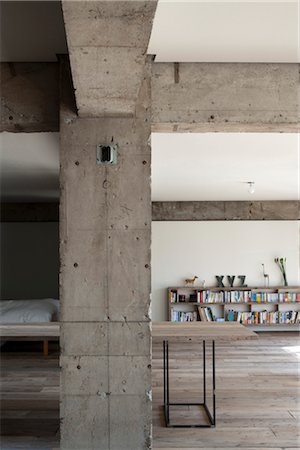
[169,286,300,291]
[152,321,258,342]
[170,301,300,305]
[246,323,300,327]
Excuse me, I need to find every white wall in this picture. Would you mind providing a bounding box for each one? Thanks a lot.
[0,222,59,300]
[151,221,300,321]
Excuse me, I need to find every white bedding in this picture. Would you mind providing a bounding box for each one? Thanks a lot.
[0,299,59,323]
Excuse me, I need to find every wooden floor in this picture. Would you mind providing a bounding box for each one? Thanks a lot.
[1,333,299,449]
[152,332,300,450]
[0,341,60,449]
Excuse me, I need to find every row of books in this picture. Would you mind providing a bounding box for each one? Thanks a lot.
[278,292,300,303]
[251,292,300,303]
[171,306,300,324]
[169,290,178,303]
[170,290,257,304]
[198,307,225,322]
[223,290,251,303]
[170,310,198,322]
[228,310,300,325]
[251,292,279,303]
[198,306,214,321]
[198,291,228,303]
[200,290,292,303]
[170,289,300,304]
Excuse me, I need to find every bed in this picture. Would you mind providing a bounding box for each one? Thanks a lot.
[0,299,60,356]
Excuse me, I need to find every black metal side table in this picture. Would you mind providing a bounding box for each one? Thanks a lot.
[162,339,216,428]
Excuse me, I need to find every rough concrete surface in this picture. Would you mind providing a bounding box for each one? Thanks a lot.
[108,321,151,356]
[152,201,300,221]
[2,61,298,133]
[60,57,152,448]
[1,62,59,132]
[62,1,157,48]
[60,323,108,357]
[62,1,157,116]
[61,356,108,396]
[152,63,300,132]
[60,395,109,449]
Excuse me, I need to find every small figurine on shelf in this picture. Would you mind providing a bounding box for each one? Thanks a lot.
[274,257,288,287]
[184,276,198,286]
[262,263,270,287]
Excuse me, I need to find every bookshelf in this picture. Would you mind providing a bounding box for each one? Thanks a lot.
[168,286,300,330]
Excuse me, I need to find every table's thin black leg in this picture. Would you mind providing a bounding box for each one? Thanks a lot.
[163,340,166,405]
[212,340,216,426]
[166,340,170,424]
[203,340,206,404]
[163,340,168,425]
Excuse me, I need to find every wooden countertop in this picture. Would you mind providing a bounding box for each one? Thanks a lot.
[152,321,258,342]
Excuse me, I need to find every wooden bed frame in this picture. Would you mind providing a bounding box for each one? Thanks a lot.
[0,322,60,356]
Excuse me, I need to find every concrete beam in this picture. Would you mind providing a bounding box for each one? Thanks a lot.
[152,201,300,221]
[2,61,298,133]
[1,63,59,133]
[151,63,300,133]
[4,201,297,222]
[62,1,157,117]
[0,203,59,222]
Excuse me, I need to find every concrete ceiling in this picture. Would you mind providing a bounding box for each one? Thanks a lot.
[0,1,67,62]
[1,2,298,203]
[0,132,60,202]
[152,133,299,201]
[148,0,299,63]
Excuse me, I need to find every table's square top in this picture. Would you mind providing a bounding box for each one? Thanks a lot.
[152,322,258,342]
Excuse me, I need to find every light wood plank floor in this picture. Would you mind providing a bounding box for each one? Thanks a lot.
[1,333,299,449]
[153,332,300,450]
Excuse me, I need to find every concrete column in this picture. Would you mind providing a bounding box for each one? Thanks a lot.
[60,62,152,449]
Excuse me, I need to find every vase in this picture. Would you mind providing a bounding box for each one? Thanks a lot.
[282,271,288,287]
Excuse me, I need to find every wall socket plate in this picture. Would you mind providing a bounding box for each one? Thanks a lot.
[96,144,118,165]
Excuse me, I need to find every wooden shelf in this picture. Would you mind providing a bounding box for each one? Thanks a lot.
[171,301,300,305]
[249,323,300,326]
[168,286,300,329]
[169,286,251,291]
[169,286,300,291]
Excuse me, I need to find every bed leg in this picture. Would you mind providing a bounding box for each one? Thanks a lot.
[43,339,49,357]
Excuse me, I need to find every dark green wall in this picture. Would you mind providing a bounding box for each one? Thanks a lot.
[1,222,59,299]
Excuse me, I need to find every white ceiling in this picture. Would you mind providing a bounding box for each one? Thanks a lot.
[152,133,299,201]
[148,0,299,62]
[0,132,60,202]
